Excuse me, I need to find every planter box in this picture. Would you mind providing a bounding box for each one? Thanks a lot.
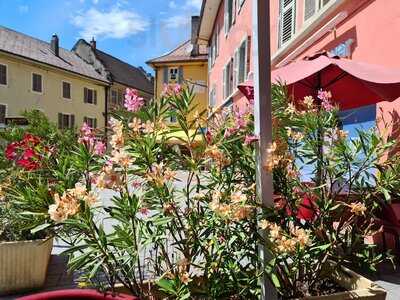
[0,237,53,296]
[303,265,386,300]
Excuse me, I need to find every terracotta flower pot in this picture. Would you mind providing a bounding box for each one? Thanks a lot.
[0,237,53,296]
[18,289,139,300]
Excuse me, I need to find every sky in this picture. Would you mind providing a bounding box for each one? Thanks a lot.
[0,0,202,74]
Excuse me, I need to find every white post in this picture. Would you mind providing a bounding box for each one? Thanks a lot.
[252,0,277,299]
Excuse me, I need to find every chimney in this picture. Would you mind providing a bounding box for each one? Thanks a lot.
[90,37,96,50]
[50,34,59,57]
[191,16,200,56]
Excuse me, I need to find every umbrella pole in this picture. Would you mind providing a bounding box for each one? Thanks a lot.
[253,0,278,299]
[315,74,324,187]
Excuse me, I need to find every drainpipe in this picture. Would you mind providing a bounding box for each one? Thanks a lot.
[104,85,109,143]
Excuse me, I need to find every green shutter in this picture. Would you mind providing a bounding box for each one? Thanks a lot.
[94,118,97,129]
[84,88,88,103]
[70,114,75,129]
[58,113,63,129]
[94,90,97,105]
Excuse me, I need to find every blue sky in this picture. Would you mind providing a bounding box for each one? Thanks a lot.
[0,0,202,73]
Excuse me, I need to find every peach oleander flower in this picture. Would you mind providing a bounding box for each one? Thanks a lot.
[230,191,247,204]
[83,191,99,207]
[303,96,314,108]
[128,117,142,134]
[109,118,125,149]
[68,183,87,198]
[232,205,253,221]
[94,166,122,190]
[111,149,133,168]
[292,227,311,247]
[264,142,282,172]
[142,120,155,134]
[276,236,297,253]
[349,202,367,216]
[48,192,80,223]
[285,103,297,115]
[179,272,192,285]
[0,186,5,202]
[259,219,271,230]
[163,168,176,181]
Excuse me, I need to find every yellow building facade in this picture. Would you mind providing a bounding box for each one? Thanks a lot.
[0,53,107,129]
[0,27,109,130]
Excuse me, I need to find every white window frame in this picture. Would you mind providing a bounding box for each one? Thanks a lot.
[0,63,8,87]
[84,87,97,104]
[61,80,71,100]
[168,67,180,84]
[84,116,97,129]
[238,0,245,13]
[223,57,234,101]
[59,112,74,130]
[304,0,332,22]
[278,0,296,48]
[0,103,7,127]
[224,0,235,36]
[234,36,249,87]
[209,85,217,108]
[111,89,118,105]
[31,72,43,94]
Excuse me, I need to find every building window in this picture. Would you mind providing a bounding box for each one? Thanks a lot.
[62,81,71,99]
[0,64,7,86]
[304,0,332,21]
[169,67,179,83]
[238,0,245,11]
[84,116,97,129]
[224,0,235,35]
[279,0,296,47]
[234,37,249,87]
[209,24,219,68]
[209,85,217,108]
[58,113,75,130]
[84,87,97,104]
[223,58,234,100]
[32,73,43,93]
[111,89,118,104]
[0,104,6,125]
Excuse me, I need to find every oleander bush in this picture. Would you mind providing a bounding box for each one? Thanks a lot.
[1,87,399,299]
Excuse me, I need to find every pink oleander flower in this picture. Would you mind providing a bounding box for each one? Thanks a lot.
[161,84,183,97]
[124,88,144,112]
[78,122,95,145]
[318,90,335,112]
[244,134,259,145]
[173,84,182,94]
[94,141,106,156]
[224,127,237,138]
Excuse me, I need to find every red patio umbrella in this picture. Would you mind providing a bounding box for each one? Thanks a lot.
[239,52,400,110]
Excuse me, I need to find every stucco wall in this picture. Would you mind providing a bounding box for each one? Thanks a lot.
[154,62,208,121]
[269,0,400,142]
[0,53,107,129]
[208,0,253,110]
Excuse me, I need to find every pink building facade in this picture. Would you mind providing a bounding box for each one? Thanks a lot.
[198,0,253,112]
[199,0,400,137]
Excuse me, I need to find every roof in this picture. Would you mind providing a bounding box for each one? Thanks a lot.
[198,0,222,41]
[147,40,208,65]
[0,26,109,83]
[94,48,154,95]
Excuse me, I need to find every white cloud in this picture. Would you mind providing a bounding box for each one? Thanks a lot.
[184,0,202,10]
[164,14,191,29]
[169,1,177,9]
[18,5,29,14]
[71,7,149,40]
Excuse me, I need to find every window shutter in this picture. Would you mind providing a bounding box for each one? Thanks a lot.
[84,88,88,103]
[232,0,236,24]
[279,0,296,47]
[94,118,97,129]
[84,116,87,124]
[224,0,229,35]
[233,50,239,89]
[178,66,184,84]
[163,67,169,84]
[0,105,6,124]
[223,67,227,99]
[215,24,219,57]
[246,36,251,80]
[70,114,75,129]
[304,0,316,20]
[208,46,212,71]
[58,113,63,129]
[94,90,97,105]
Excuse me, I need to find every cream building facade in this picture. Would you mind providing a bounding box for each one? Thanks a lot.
[0,26,109,130]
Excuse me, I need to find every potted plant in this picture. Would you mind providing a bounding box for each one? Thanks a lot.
[23,87,394,299]
[0,111,81,295]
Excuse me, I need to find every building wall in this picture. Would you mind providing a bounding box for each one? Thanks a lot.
[269,0,400,141]
[208,0,253,111]
[0,53,107,129]
[154,62,208,121]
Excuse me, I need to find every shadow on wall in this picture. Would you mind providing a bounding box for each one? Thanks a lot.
[321,26,358,59]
